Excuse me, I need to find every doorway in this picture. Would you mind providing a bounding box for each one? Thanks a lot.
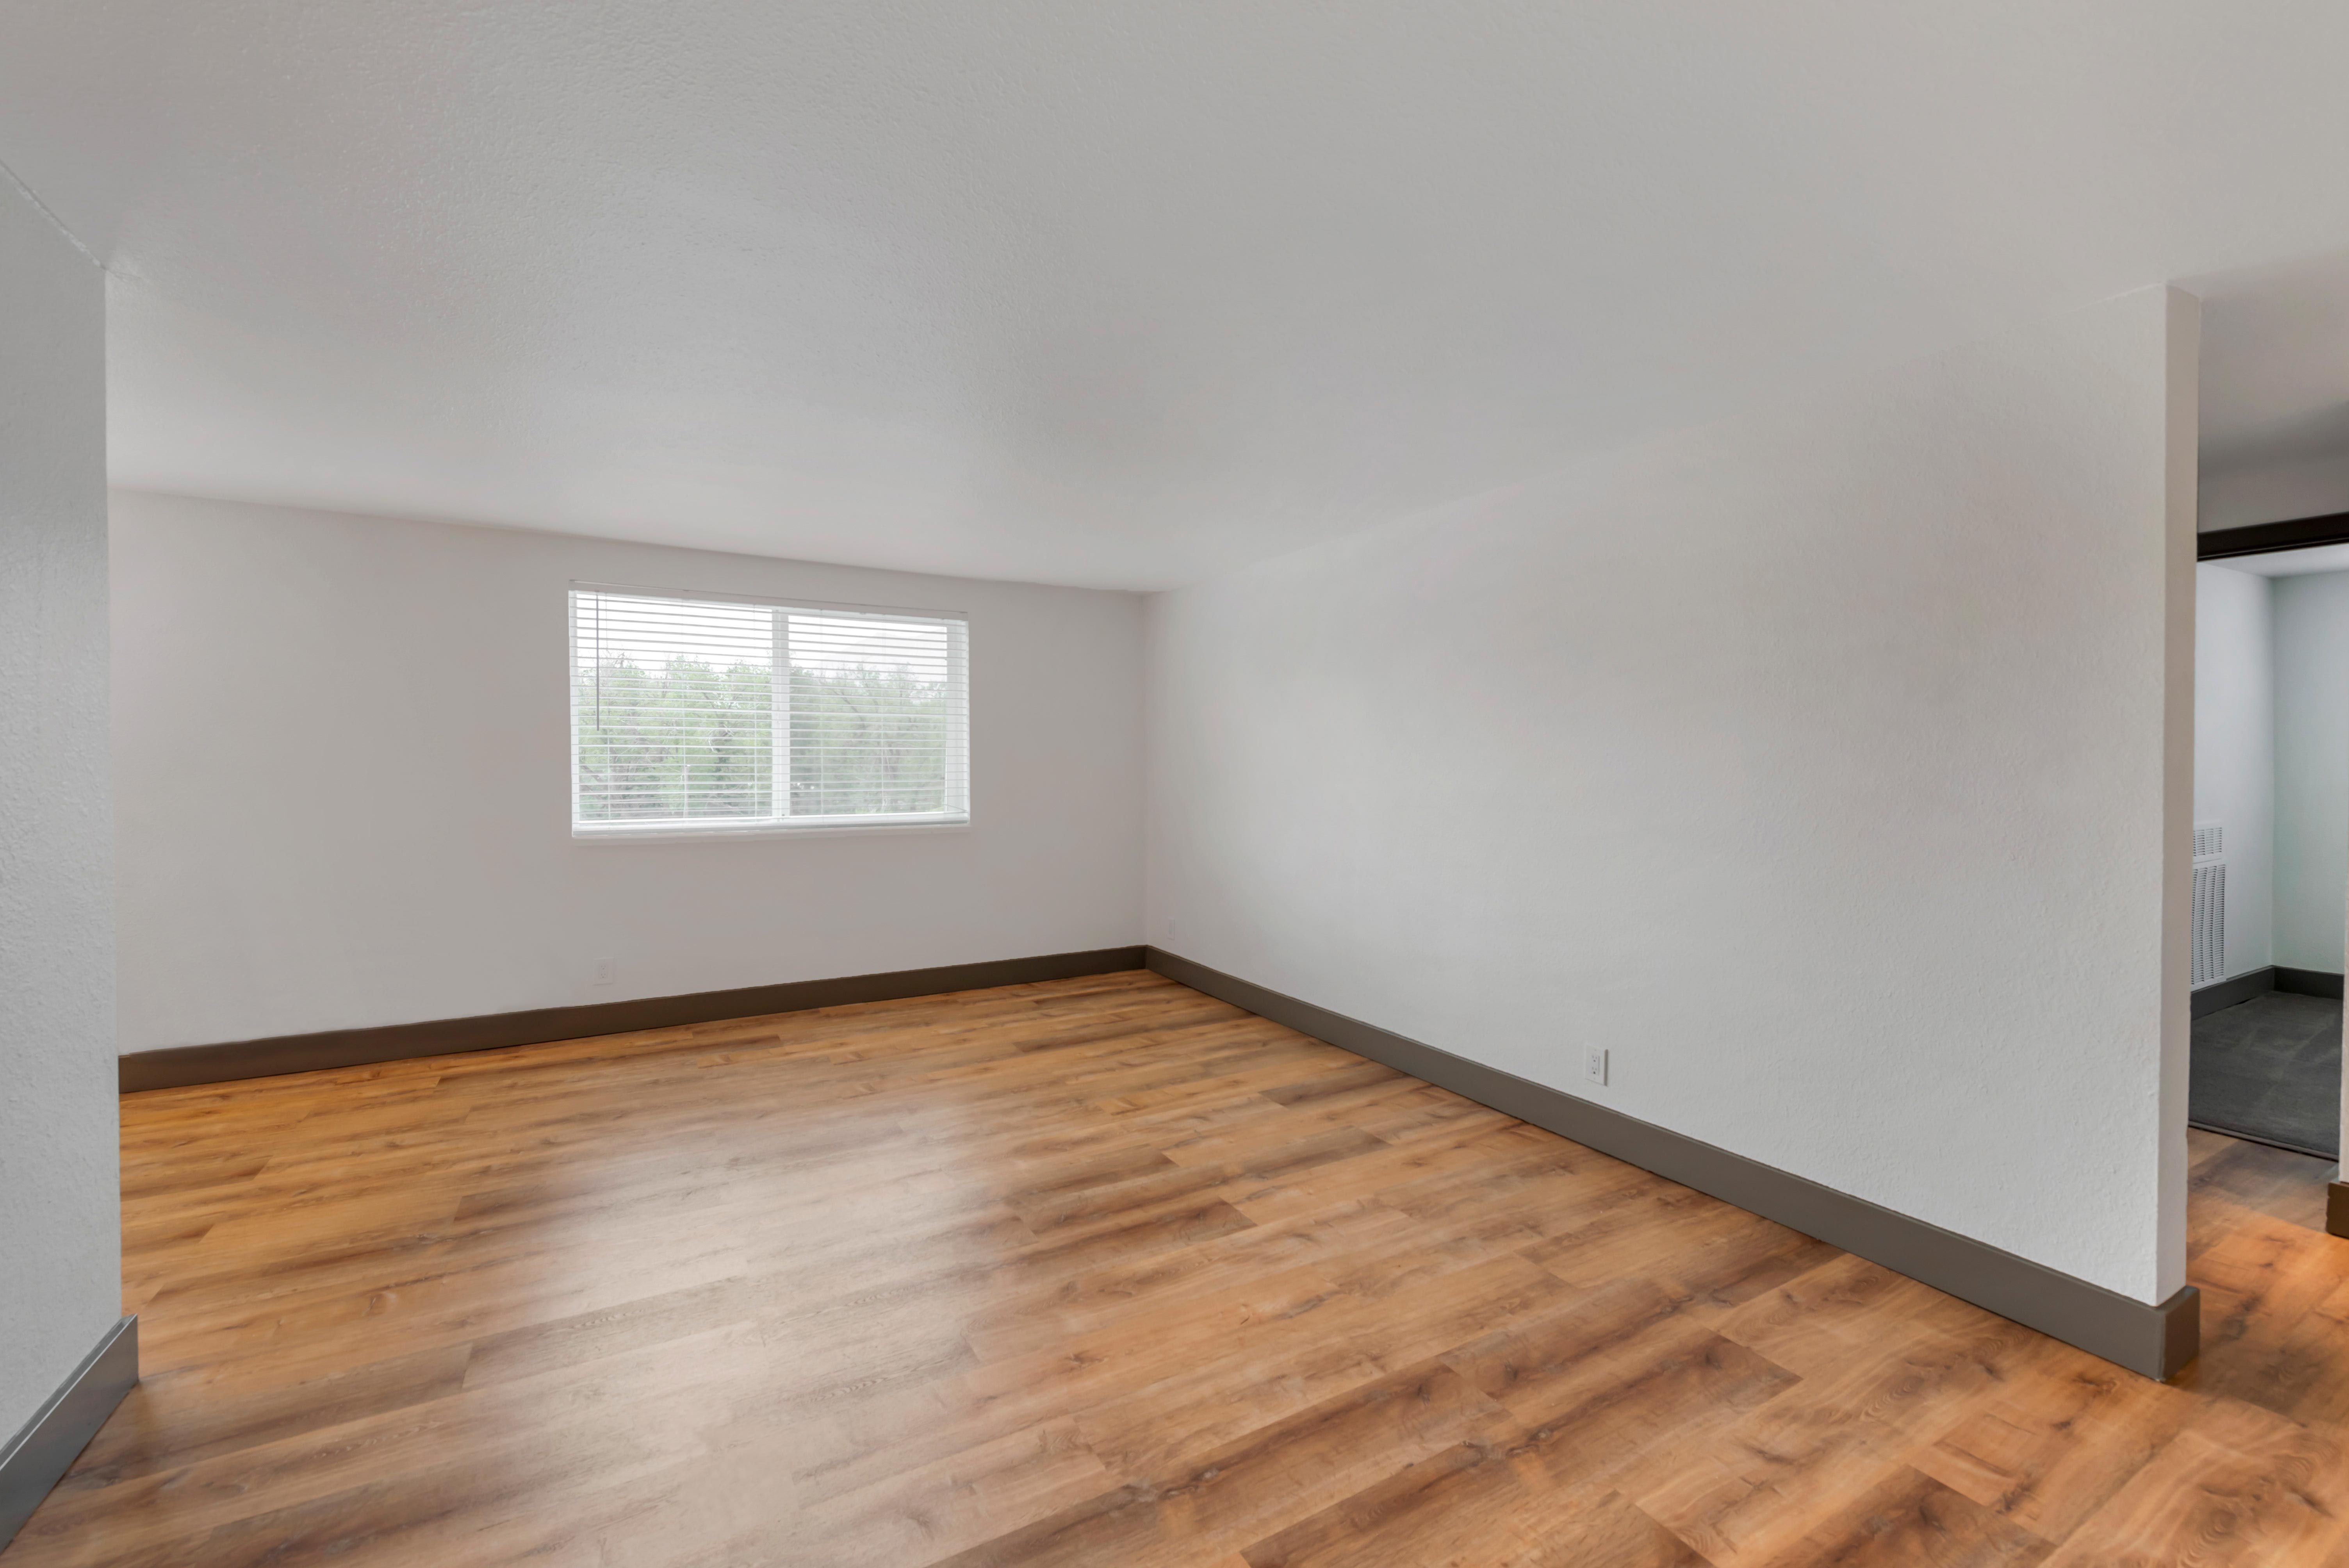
[2191,519,2349,1165]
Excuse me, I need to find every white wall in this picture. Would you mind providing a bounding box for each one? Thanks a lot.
[2193,563,2275,981]
[0,183,118,1433]
[1148,287,2196,1304]
[2271,568,2349,975]
[111,492,1144,1052]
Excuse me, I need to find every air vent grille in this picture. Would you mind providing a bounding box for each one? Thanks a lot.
[2193,823,2224,861]
[2192,861,2227,987]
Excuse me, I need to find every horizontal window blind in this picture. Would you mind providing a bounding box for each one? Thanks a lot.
[571,587,969,832]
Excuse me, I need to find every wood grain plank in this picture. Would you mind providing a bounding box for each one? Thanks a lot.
[8,971,2347,1567]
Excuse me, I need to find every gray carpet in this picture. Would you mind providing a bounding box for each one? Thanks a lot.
[2189,991,2341,1158]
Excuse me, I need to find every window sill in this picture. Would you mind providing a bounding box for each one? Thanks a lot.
[572,816,971,844]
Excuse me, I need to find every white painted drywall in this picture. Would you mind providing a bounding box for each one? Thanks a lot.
[0,182,118,1436]
[2271,568,2349,975]
[1147,287,2196,1304]
[110,492,1144,1052]
[2192,563,2275,982]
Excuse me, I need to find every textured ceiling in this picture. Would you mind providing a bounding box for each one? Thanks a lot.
[9,2,2349,588]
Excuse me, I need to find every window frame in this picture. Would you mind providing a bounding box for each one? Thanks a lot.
[567,581,971,842]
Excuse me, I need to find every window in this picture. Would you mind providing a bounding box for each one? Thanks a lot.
[570,586,969,836]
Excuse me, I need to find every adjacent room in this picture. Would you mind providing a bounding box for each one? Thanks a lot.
[4,5,2349,1565]
[2190,543,2349,1161]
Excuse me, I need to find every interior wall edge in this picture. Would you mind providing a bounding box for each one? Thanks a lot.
[0,1316,136,1553]
[117,947,1148,1093]
[0,148,119,1461]
[1146,946,2200,1381]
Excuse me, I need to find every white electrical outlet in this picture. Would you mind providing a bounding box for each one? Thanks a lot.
[1164,918,1177,941]
[1584,1047,1608,1087]
[591,957,616,985]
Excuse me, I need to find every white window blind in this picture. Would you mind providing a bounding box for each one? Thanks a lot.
[570,586,969,834]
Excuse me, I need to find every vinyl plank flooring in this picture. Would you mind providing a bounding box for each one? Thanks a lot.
[9,971,2349,1566]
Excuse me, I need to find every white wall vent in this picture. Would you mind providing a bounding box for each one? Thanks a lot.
[2191,861,2226,987]
[2192,822,2224,861]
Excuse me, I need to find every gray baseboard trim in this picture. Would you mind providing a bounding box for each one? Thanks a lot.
[2330,1182,2349,1240]
[1147,948,2199,1380]
[2191,967,2275,1017]
[2272,967,2345,999]
[0,1316,137,1552]
[121,947,1150,1093]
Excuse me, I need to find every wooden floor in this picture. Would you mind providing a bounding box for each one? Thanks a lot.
[9,971,2349,1566]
